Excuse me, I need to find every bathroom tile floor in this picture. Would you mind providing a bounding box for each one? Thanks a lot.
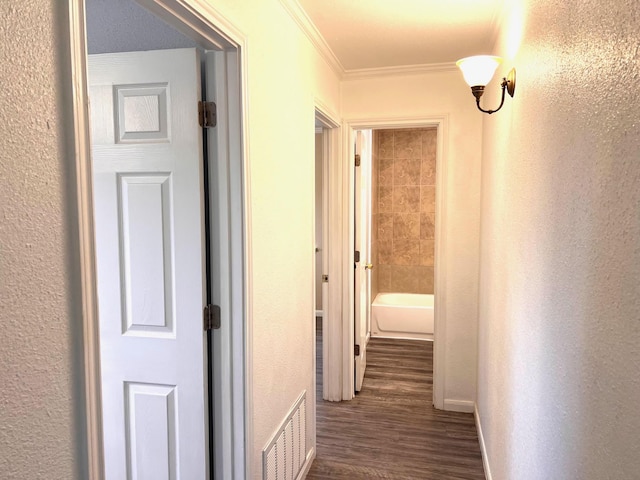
[307,328,485,479]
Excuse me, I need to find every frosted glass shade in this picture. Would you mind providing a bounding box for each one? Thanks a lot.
[456,55,502,87]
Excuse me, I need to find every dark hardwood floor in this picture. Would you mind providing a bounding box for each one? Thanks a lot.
[308,322,485,480]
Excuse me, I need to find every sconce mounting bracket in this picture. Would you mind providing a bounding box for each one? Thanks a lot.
[506,68,516,97]
[473,67,517,114]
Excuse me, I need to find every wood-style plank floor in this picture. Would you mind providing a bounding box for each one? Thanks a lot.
[307,324,485,480]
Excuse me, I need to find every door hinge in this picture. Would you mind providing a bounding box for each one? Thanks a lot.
[354,250,360,263]
[354,344,360,356]
[322,274,329,283]
[355,154,361,167]
[198,101,217,128]
[204,304,221,330]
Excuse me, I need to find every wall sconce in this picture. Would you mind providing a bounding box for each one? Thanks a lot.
[456,55,516,114]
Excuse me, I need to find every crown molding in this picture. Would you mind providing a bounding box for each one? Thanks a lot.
[279,0,345,77]
[279,0,463,82]
[343,62,458,80]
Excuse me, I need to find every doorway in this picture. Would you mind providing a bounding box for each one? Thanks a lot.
[352,127,436,394]
[68,1,248,477]
[332,118,448,407]
[313,107,342,405]
[353,130,373,393]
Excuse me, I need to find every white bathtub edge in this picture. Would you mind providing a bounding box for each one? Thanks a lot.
[371,333,433,342]
[371,293,435,339]
[372,292,434,308]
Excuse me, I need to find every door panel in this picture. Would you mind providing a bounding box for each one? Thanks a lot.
[125,383,177,480]
[89,48,208,479]
[119,174,174,335]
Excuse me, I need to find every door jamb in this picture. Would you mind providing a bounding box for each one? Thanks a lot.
[340,117,448,406]
[314,104,342,402]
[65,1,252,478]
[353,129,373,393]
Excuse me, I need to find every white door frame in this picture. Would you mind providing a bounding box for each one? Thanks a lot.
[65,1,252,478]
[353,129,373,393]
[314,103,343,402]
[338,117,448,405]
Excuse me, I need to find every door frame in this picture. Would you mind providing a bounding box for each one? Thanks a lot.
[353,129,373,392]
[65,1,252,478]
[314,103,342,402]
[339,117,448,405]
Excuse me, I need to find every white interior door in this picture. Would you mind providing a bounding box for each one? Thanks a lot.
[354,130,372,392]
[89,48,208,479]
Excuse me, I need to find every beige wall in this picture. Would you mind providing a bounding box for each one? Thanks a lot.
[373,128,436,294]
[476,0,640,478]
[0,1,341,479]
[342,70,482,406]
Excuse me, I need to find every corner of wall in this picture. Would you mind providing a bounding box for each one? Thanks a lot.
[474,404,492,480]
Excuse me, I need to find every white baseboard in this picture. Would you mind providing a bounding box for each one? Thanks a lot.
[474,404,493,480]
[443,399,475,413]
[297,447,316,480]
[315,310,324,317]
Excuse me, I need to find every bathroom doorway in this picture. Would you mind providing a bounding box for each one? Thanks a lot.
[338,118,448,408]
[353,127,437,393]
[353,130,372,392]
[308,121,456,478]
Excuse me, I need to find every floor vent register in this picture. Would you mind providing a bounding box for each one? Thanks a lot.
[262,391,307,480]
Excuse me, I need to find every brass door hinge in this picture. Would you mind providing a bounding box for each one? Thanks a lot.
[355,154,361,167]
[204,304,221,330]
[198,101,217,128]
[354,344,360,356]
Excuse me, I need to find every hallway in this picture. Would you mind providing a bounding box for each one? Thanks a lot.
[308,330,485,479]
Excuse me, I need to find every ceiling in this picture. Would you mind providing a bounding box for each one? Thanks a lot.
[297,0,506,71]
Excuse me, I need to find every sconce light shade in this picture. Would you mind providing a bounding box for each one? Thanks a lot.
[456,55,502,87]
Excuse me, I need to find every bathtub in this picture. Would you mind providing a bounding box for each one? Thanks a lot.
[371,293,434,341]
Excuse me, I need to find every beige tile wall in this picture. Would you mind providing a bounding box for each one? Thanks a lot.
[371,131,379,301]
[372,127,437,295]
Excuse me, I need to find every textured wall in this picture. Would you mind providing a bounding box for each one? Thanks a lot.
[477,0,640,478]
[342,71,483,406]
[0,1,84,479]
[374,128,437,294]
